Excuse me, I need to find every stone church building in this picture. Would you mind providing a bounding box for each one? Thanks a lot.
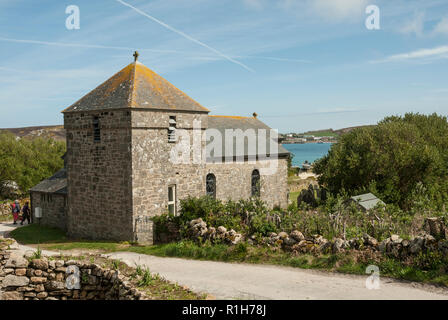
[30,57,289,243]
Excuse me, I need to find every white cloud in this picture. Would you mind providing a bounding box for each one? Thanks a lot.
[433,17,448,35]
[372,45,448,63]
[308,0,368,22]
[399,12,425,36]
[243,0,264,9]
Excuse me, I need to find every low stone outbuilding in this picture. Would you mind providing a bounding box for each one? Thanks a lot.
[29,169,67,230]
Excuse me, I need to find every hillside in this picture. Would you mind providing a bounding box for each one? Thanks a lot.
[0,124,374,142]
[303,125,375,137]
[0,125,65,142]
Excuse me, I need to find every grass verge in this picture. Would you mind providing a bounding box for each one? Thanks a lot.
[8,225,448,288]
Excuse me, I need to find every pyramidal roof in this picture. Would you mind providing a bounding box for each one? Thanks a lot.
[62,61,209,113]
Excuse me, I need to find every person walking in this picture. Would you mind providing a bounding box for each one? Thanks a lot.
[11,200,21,224]
[21,201,31,225]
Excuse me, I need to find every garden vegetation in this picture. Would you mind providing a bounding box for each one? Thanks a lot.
[0,131,66,199]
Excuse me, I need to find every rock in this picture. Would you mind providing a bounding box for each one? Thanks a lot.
[189,218,203,227]
[332,238,344,253]
[4,268,14,275]
[31,259,49,271]
[268,232,277,238]
[424,217,447,239]
[30,277,47,284]
[45,281,66,291]
[278,232,288,239]
[2,275,30,287]
[15,268,27,276]
[319,241,332,252]
[363,234,378,247]
[37,292,48,299]
[217,226,227,234]
[55,260,65,268]
[0,291,23,300]
[313,235,328,246]
[283,237,297,246]
[290,230,305,242]
[409,237,424,254]
[35,284,45,292]
[390,234,401,243]
[349,238,361,250]
[5,253,29,268]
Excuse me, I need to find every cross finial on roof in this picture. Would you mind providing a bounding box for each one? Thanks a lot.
[133,51,139,62]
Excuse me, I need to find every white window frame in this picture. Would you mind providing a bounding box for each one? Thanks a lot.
[168,185,177,216]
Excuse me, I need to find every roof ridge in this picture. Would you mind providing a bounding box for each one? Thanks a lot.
[128,62,137,108]
[208,115,253,119]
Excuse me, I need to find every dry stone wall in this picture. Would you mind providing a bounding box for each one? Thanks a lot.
[0,242,146,300]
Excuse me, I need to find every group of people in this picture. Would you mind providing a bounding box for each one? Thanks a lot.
[10,200,31,225]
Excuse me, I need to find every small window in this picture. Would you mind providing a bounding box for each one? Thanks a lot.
[168,116,176,143]
[168,185,177,216]
[206,173,216,199]
[93,116,100,142]
[251,169,261,197]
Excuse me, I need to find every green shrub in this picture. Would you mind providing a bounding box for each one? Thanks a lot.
[314,113,448,209]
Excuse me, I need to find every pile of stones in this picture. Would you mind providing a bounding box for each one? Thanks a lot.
[187,218,243,245]
[187,216,448,261]
[260,217,448,258]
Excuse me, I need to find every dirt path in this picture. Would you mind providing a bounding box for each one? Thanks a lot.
[2,222,448,300]
[105,251,448,300]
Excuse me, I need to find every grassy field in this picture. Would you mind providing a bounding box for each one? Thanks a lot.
[9,224,448,288]
[302,130,338,137]
[289,191,300,206]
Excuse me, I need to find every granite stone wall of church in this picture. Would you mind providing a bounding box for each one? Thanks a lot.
[64,110,134,241]
[130,110,208,243]
[205,158,289,209]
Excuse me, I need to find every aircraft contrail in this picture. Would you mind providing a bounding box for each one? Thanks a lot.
[0,37,311,65]
[115,0,254,72]
[0,36,183,53]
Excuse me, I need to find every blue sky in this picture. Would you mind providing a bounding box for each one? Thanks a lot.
[1,0,448,133]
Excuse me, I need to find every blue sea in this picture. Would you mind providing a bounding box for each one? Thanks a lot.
[283,143,333,167]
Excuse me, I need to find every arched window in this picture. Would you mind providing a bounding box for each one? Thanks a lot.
[251,169,260,197]
[206,173,216,199]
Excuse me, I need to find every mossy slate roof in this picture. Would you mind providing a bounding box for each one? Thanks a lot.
[207,115,290,158]
[62,62,209,113]
[29,169,67,194]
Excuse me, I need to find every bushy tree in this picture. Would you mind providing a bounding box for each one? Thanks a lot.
[0,131,66,198]
[313,113,448,209]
